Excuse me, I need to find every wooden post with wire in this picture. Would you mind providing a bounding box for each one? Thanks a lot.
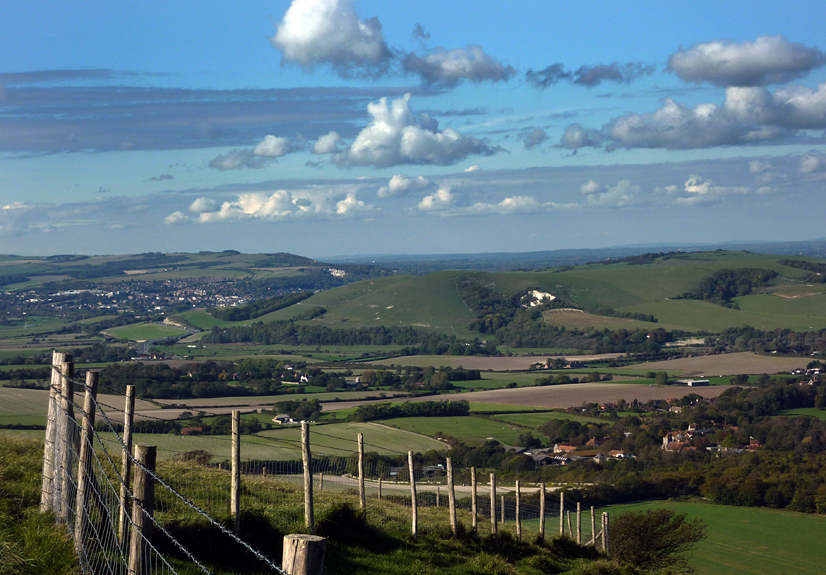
[302,422,314,535]
[41,351,66,512]
[577,502,582,544]
[55,354,75,523]
[129,443,156,575]
[539,483,546,541]
[447,458,456,535]
[501,495,505,524]
[470,467,478,536]
[282,534,326,575]
[515,480,522,541]
[602,512,610,553]
[358,433,366,512]
[590,506,596,546]
[408,451,417,539]
[490,473,497,536]
[436,487,440,507]
[231,410,241,533]
[559,491,565,536]
[378,478,382,500]
[119,385,135,546]
[74,371,98,552]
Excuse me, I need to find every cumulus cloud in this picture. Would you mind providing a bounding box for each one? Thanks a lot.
[336,192,371,214]
[522,128,548,150]
[403,45,516,87]
[748,160,771,174]
[565,82,826,151]
[196,191,302,222]
[0,201,41,236]
[468,195,541,214]
[526,62,655,88]
[672,174,750,205]
[209,134,295,170]
[377,174,431,198]
[164,211,190,225]
[313,131,342,154]
[558,124,602,149]
[580,180,603,194]
[799,153,826,173]
[464,165,482,173]
[417,186,455,211]
[668,35,826,87]
[271,0,391,76]
[336,94,501,168]
[188,197,218,213]
[583,180,640,207]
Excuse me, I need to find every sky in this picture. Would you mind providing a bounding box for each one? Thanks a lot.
[1,0,825,258]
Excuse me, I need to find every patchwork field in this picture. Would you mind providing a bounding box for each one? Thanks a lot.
[622,351,809,376]
[378,415,526,445]
[605,500,826,575]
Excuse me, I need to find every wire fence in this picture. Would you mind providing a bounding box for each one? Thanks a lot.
[41,353,608,575]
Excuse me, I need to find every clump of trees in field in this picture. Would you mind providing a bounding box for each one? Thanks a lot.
[680,267,778,307]
[348,400,470,422]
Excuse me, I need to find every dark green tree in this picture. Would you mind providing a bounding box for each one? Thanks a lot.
[611,509,706,573]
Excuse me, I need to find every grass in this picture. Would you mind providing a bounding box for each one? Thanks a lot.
[779,407,826,420]
[104,322,189,341]
[378,416,526,445]
[493,411,606,427]
[604,499,826,575]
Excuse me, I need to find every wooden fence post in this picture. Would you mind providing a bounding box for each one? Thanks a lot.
[119,385,135,546]
[447,458,456,535]
[501,495,505,524]
[231,410,241,533]
[490,473,497,536]
[515,480,522,541]
[408,451,417,539]
[302,422,314,535]
[603,512,610,553]
[576,502,581,545]
[470,467,477,536]
[319,472,323,491]
[436,487,440,507]
[282,534,326,575]
[41,351,65,512]
[378,478,382,500]
[358,433,366,512]
[590,506,596,546]
[129,444,156,575]
[559,492,565,536]
[74,371,98,553]
[539,483,546,541]
[55,355,75,523]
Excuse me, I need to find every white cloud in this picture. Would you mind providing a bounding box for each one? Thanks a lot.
[668,35,826,87]
[403,45,516,87]
[188,197,218,213]
[559,124,602,149]
[672,175,750,205]
[584,179,640,207]
[417,186,455,211]
[748,160,771,174]
[252,135,292,157]
[313,131,342,154]
[197,191,301,222]
[271,0,390,76]
[337,94,500,168]
[464,165,482,173]
[336,192,371,215]
[580,180,603,194]
[799,154,826,174]
[468,195,541,214]
[377,174,431,198]
[164,211,190,225]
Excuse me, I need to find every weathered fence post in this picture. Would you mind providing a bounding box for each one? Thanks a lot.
[490,473,497,536]
[55,354,75,523]
[41,351,65,512]
[319,471,323,491]
[74,371,98,554]
[129,443,156,575]
[559,492,565,536]
[577,502,582,545]
[515,480,522,541]
[567,511,572,536]
[282,534,326,575]
[590,506,596,546]
[539,483,546,541]
[378,477,382,500]
[470,467,477,536]
[302,422,314,534]
[436,487,440,507]
[501,495,505,524]
[119,385,135,546]
[447,458,456,535]
[408,451,417,539]
[602,512,610,553]
[231,410,241,533]
[358,433,366,512]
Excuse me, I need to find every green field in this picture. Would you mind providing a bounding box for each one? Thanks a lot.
[779,407,826,420]
[104,322,189,341]
[377,415,526,445]
[605,500,826,575]
[494,411,605,426]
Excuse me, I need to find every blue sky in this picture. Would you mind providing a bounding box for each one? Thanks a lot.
[2,0,825,257]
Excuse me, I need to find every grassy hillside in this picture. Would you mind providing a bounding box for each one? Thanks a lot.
[260,251,826,334]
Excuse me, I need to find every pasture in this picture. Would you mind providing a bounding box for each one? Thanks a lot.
[622,351,809,376]
[605,500,826,575]
[779,407,826,420]
[0,387,161,425]
[377,415,525,445]
[104,322,188,341]
[493,411,605,426]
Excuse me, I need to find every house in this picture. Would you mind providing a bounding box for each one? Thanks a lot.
[272,414,295,425]
[553,443,578,453]
[608,450,634,459]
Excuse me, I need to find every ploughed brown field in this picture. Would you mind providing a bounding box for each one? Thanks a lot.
[623,351,810,376]
[321,383,730,412]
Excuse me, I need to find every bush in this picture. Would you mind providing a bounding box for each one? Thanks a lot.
[610,509,705,573]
